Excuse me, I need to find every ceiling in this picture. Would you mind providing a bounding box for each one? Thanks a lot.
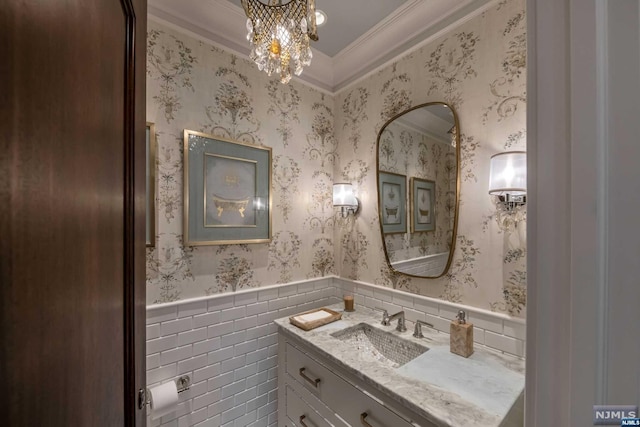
[148,0,494,93]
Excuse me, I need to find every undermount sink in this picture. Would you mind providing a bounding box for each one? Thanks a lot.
[331,323,428,368]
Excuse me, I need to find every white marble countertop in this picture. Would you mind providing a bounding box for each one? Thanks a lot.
[275,304,525,427]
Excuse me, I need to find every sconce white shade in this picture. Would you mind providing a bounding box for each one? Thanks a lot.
[333,183,358,206]
[333,183,360,217]
[488,151,527,196]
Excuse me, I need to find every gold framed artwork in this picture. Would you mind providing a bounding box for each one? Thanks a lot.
[183,129,272,245]
[410,177,435,233]
[146,122,157,247]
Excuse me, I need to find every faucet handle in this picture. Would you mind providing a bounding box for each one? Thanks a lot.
[373,307,388,325]
[413,319,435,338]
[373,307,388,316]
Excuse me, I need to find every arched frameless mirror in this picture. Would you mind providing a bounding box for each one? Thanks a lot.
[376,102,460,278]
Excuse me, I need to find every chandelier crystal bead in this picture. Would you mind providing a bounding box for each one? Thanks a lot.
[241,0,318,84]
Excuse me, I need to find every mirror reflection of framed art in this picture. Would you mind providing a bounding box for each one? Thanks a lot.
[378,171,406,234]
[410,177,435,233]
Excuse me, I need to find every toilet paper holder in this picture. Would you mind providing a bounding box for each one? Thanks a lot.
[138,375,191,410]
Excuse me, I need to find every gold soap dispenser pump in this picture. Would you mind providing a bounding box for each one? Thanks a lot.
[450,310,474,358]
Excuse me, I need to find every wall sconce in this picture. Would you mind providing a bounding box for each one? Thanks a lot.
[333,183,360,217]
[488,151,527,210]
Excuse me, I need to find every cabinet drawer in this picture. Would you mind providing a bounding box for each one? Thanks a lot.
[328,385,414,427]
[286,385,332,427]
[284,369,349,427]
[286,343,414,427]
[286,342,338,400]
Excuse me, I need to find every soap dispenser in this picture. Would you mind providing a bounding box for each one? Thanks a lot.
[450,310,474,358]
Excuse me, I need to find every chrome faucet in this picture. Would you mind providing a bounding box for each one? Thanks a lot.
[388,311,407,332]
[413,319,434,338]
[375,307,406,332]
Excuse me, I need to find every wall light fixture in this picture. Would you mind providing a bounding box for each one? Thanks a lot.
[333,183,360,217]
[488,151,527,210]
[488,151,526,232]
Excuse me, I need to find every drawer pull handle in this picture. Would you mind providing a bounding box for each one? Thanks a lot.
[299,415,309,427]
[360,412,376,427]
[299,367,321,388]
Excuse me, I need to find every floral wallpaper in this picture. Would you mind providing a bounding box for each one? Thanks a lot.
[333,0,527,317]
[146,22,338,304]
[146,0,526,318]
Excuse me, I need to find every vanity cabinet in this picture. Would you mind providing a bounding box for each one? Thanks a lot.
[277,333,437,427]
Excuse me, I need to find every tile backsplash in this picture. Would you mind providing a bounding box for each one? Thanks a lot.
[146,276,525,427]
[335,277,526,357]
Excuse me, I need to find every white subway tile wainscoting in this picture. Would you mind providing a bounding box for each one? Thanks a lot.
[146,276,525,427]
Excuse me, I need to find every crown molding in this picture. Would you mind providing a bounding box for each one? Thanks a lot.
[148,0,491,94]
[149,0,248,54]
[332,0,493,92]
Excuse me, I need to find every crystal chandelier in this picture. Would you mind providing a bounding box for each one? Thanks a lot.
[241,0,318,84]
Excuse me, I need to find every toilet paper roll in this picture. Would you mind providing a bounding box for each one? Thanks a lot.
[149,381,179,420]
